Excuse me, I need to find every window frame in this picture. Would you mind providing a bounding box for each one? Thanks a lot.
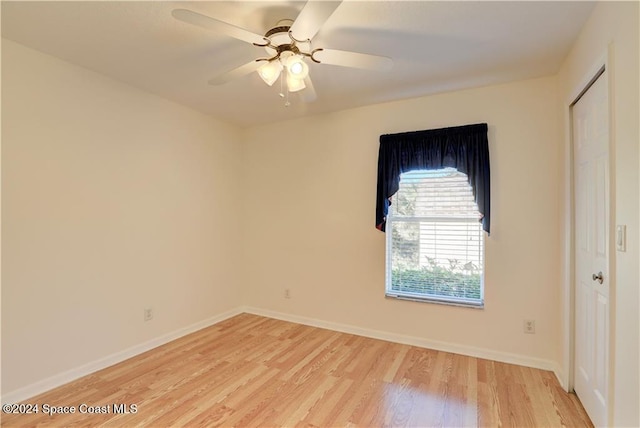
[384,170,485,308]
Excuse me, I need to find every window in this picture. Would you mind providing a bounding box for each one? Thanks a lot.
[385,168,484,307]
[376,123,490,306]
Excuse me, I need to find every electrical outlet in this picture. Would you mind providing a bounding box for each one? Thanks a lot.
[144,308,154,321]
[524,319,536,334]
[284,289,291,299]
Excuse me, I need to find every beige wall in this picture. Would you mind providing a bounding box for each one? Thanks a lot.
[1,40,243,394]
[242,76,563,366]
[557,2,639,426]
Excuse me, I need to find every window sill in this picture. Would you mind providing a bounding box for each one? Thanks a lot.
[385,292,484,309]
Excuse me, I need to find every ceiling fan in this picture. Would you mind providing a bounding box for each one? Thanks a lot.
[172,1,393,105]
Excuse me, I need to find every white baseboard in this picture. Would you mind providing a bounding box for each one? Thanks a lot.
[1,307,243,404]
[242,306,562,377]
[555,368,568,391]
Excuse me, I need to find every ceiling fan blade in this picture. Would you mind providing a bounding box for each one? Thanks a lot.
[300,76,317,103]
[208,60,264,85]
[313,49,393,71]
[290,1,342,41]
[172,9,266,46]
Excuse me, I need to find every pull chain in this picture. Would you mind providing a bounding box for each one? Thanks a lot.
[277,67,290,107]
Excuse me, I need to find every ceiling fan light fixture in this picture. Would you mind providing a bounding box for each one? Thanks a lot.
[286,73,306,92]
[258,60,283,86]
[285,55,309,79]
[173,5,395,107]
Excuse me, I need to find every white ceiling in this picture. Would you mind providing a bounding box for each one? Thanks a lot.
[2,1,595,128]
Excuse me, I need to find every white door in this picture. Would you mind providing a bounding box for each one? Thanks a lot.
[573,69,609,428]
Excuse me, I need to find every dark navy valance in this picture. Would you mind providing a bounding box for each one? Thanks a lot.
[376,123,491,234]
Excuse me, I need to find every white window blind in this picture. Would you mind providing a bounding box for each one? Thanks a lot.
[385,168,484,306]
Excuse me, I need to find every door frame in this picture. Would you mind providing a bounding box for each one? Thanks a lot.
[561,46,616,425]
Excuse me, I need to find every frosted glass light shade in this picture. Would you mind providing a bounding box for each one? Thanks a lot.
[258,61,283,86]
[286,74,306,92]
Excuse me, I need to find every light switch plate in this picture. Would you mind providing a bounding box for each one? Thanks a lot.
[616,225,626,252]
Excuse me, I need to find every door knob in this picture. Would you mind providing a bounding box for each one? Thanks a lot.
[592,272,604,284]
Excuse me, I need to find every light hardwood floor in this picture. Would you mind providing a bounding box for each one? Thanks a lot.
[2,313,592,427]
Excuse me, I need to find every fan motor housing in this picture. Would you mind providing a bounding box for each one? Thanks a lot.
[263,25,299,57]
[264,25,291,39]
